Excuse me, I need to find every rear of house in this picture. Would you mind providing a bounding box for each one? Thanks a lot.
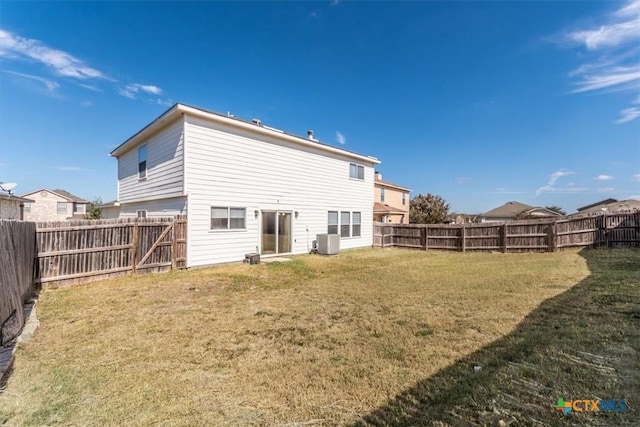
[0,194,33,220]
[109,103,379,267]
[373,172,411,224]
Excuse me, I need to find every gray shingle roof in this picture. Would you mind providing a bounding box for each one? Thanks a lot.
[483,201,534,218]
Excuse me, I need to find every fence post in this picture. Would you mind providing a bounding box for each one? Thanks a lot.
[421,226,426,250]
[131,222,138,274]
[603,212,609,248]
[425,225,429,250]
[501,223,508,253]
[172,219,177,270]
[461,225,466,252]
[381,225,386,248]
[547,221,557,252]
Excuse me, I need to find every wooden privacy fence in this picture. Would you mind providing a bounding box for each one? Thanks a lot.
[374,212,640,252]
[35,215,187,286]
[0,220,36,346]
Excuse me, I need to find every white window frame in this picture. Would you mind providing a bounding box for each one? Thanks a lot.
[23,202,31,213]
[381,187,385,203]
[137,210,147,218]
[328,210,362,239]
[349,163,365,180]
[138,145,147,180]
[211,206,246,231]
[57,202,67,215]
[402,192,406,205]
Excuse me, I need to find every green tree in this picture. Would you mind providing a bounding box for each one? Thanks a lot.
[86,197,102,219]
[409,193,450,224]
[545,205,566,215]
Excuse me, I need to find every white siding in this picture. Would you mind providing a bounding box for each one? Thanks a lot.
[117,197,187,218]
[184,116,375,267]
[118,120,184,202]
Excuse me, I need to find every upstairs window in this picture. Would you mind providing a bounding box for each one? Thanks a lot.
[138,145,147,179]
[57,202,67,214]
[381,188,385,203]
[402,193,406,205]
[349,163,364,180]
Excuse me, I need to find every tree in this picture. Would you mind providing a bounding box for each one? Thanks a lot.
[545,205,566,215]
[409,193,450,224]
[86,197,102,219]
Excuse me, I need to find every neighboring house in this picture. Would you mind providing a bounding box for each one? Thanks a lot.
[574,199,640,215]
[0,194,33,220]
[481,201,563,223]
[108,103,380,267]
[21,189,89,221]
[373,172,411,224]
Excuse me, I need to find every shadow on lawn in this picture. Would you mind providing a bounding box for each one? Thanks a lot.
[352,249,640,426]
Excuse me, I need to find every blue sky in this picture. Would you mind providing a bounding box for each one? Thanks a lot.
[0,1,638,214]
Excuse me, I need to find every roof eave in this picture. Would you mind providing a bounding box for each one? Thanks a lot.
[110,103,381,166]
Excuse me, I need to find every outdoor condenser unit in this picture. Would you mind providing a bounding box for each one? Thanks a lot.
[316,234,340,255]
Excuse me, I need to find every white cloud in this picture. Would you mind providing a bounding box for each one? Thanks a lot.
[597,187,616,193]
[119,83,163,99]
[628,194,640,200]
[632,173,640,181]
[536,170,579,196]
[0,29,107,80]
[562,1,640,121]
[156,98,173,107]
[457,177,472,184]
[595,174,614,180]
[4,70,59,91]
[330,0,340,6]
[335,131,346,145]
[55,166,87,172]
[616,107,640,123]
[568,0,640,50]
[81,100,93,107]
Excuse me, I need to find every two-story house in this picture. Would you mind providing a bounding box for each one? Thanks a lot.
[106,103,380,267]
[373,172,411,224]
[21,189,88,221]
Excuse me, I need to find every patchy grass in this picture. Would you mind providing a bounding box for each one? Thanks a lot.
[0,248,638,426]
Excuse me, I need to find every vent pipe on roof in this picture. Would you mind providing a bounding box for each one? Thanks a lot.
[252,118,262,126]
[308,130,318,142]
[374,171,382,181]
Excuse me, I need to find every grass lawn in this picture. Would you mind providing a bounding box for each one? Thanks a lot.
[0,248,638,426]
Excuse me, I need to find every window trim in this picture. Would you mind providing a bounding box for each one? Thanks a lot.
[210,206,247,231]
[349,163,365,181]
[381,187,385,203]
[328,210,362,239]
[23,202,31,213]
[137,210,147,218]
[57,202,67,215]
[402,192,406,205]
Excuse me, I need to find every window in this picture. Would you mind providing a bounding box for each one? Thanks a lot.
[402,192,406,205]
[340,211,350,237]
[328,210,361,238]
[23,202,31,213]
[57,202,67,214]
[349,163,364,180]
[211,207,246,230]
[138,145,147,179]
[328,211,338,234]
[137,210,147,218]
[381,188,385,203]
[352,212,361,237]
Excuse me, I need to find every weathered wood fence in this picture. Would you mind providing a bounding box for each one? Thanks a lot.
[374,212,640,252]
[34,215,187,286]
[0,220,36,346]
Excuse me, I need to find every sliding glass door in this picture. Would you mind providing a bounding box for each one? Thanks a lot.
[261,211,292,255]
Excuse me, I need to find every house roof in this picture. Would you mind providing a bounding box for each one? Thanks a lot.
[482,201,534,218]
[578,199,640,214]
[0,193,33,203]
[373,202,407,215]
[576,198,618,212]
[110,103,381,166]
[374,179,411,192]
[21,188,88,203]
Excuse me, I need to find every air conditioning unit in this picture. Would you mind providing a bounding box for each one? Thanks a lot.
[316,234,340,255]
